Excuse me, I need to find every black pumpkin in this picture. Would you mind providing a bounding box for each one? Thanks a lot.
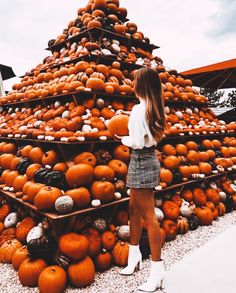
[225,195,234,213]
[53,251,72,270]
[34,168,49,183]
[27,234,56,259]
[44,171,66,189]
[94,149,112,165]
[188,215,199,230]
[172,171,182,184]
[17,158,32,175]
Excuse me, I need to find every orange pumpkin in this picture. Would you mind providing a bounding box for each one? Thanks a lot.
[18,258,47,287]
[0,204,11,222]
[19,145,33,158]
[161,219,178,241]
[182,189,193,202]
[193,188,207,207]
[68,256,95,288]
[13,175,28,192]
[108,159,128,178]
[101,231,116,251]
[94,165,115,181]
[23,182,45,203]
[195,207,213,225]
[41,150,59,166]
[66,164,94,187]
[163,156,180,170]
[12,246,29,270]
[0,239,22,263]
[59,233,89,260]
[16,217,36,243]
[162,201,180,220]
[91,181,115,203]
[74,152,96,167]
[108,115,129,136]
[112,241,129,267]
[186,141,198,151]
[175,144,188,155]
[34,186,63,211]
[26,164,41,180]
[113,145,130,162]
[29,147,44,164]
[199,162,212,175]
[81,228,102,258]
[38,266,67,293]
[186,150,200,164]
[205,188,220,205]
[94,251,112,271]
[162,144,176,156]
[66,188,91,209]
[0,228,16,246]
[160,168,173,185]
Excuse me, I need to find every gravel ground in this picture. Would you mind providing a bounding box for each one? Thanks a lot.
[1,211,236,293]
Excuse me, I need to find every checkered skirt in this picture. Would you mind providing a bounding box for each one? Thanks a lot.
[126,147,160,189]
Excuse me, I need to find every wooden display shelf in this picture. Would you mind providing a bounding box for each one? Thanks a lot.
[1,170,234,222]
[21,54,143,78]
[46,27,159,53]
[0,131,234,147]
[1,90,136,109]
[2,90,208,109]
[154,171,230,195]
[1,189,129,220]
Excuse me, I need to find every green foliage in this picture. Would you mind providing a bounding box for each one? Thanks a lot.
[200,88,236,107]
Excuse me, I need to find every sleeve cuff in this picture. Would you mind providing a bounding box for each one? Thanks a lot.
[121,136,132,147]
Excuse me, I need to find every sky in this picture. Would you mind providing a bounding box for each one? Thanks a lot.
[1,0,236,91]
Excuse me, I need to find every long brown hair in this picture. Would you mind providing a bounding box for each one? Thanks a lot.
[134,67,165,142]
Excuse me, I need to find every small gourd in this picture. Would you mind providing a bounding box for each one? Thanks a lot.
[116,225,130,241]
[154,207,164,222]
[180,202,192,217]
[26,223,44,243]
[4,212,18,228]
[91,217,107,233]
[55,196,74,214]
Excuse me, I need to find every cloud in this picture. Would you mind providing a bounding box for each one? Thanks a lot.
[208,0,236,36]
[1,0,236,91]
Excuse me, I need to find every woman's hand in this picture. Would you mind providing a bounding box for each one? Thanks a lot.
[114,134,124,140]
[115,110,131,116]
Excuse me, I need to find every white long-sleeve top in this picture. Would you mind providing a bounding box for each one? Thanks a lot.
[121,99,157,149]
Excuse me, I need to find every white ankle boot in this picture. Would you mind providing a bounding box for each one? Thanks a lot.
[138,260,165,292]
[120,245,142,275]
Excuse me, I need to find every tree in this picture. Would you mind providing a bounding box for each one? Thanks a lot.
[200,88,224,107]
[226,90,236,107]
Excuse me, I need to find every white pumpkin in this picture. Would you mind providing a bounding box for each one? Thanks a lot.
[91,199,101,207]
[26,223,44,243]
[55,196,74,214]
[230,184,236,193]
[180,203,192,217]
[154,207,164,222]
[4,212,18,228]
[209,182,218,190]
[116,225,130,241]
[218,191,227,201]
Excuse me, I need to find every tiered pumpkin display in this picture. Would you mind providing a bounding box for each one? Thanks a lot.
[0,0,235,291]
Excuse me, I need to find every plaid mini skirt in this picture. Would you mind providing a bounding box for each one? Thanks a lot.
[126,147,161,189]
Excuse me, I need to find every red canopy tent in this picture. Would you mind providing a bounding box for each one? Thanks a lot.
[180,58,236,89]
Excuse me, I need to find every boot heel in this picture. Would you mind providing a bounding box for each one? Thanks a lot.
[160,278,165,290]
[138,260,142,271]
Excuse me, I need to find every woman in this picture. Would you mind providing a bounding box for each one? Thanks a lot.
[117,67,166,292]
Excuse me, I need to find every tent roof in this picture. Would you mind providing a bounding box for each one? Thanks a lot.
[0,64,16,80]
[180,58,236,89]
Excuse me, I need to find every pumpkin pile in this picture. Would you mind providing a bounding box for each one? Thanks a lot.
[158,138,236,189]
[0,142,130,213]
[0,172,236,290]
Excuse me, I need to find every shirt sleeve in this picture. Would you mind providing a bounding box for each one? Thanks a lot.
[121,106,146,149]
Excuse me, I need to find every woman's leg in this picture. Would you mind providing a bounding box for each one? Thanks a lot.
[134,188,161,261]
[129,188,142,245]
